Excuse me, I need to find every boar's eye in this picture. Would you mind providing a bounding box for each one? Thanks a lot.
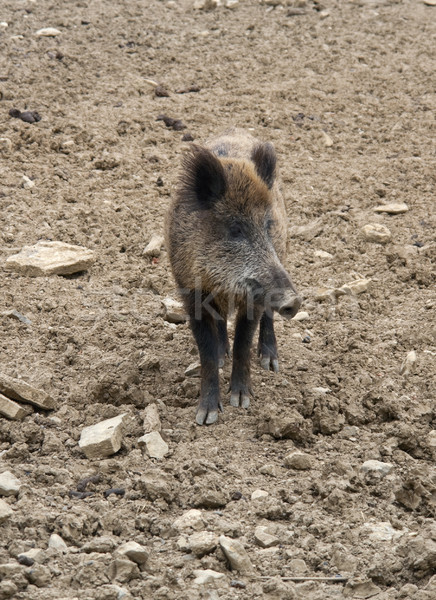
[229,222,244,240]
[266,219,275,234]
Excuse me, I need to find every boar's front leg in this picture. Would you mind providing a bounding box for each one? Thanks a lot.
[187,290,223,425]
[230,305,263,409]
[258,311,279,373]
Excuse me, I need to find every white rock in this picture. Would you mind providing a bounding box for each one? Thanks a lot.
[22,175,35,189]
[312,387,331,395]
[219,535,253,574]
[0,471,21,496]
[193,0,221,9]
[400,350,416,376]
[289,558,308,574]
[193,569,225,584]
[339,278,372,295]
[363,522,407,542]
[428,430,436,448]
[6,241,95,276]
[373,202,408,214]
[314,287,335,301]
[0,22,8,28]
[138,431,169,459]
[117,541,148,565]
[18,548,44,562]
[0,499,13,522]
[36,27,61,36]
[360,460,393,477]
[185,362,201,377]
[251,489,269,500]
[162,297,186,324]
[142,404,161,433]
[188,531,218,556]
[48,533,69,553]
[79,414,127,459]
[143,234,164,257]
[224,0,239,7]
[361,223,392,243]
[0,373,55,410]
[314,249,333,259]
[292,311,309,322]
[254,526,279,548]
[173,509,205,532]
[322,131,333,147]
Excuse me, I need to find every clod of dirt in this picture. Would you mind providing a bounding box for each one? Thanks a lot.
[175,85,201,94]
[8,108,41,123]
[154,84,170,97]
[156,114,187,130]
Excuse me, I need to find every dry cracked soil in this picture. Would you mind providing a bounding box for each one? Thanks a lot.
[0,0,435,599]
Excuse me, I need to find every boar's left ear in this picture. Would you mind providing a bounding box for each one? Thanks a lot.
[181,145,227,208]
[251,142,277,190]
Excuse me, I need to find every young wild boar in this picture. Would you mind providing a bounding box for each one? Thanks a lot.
[165,128,302,425]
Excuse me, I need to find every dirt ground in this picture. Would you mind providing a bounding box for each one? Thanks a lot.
[0,0,435,598]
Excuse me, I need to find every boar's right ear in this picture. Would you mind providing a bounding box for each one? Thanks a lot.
[181,146,227,208]
[251,142,277,190]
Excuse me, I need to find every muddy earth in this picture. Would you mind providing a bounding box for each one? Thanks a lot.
[0,0,435,598]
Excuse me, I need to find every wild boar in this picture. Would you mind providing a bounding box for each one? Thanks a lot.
[165,128,302,425]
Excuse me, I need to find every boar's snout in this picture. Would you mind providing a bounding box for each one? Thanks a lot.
[277,292,302,320]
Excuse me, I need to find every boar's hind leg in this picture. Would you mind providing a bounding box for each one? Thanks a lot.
[217,318,230,368]
[230,306,262,409]
[187,291,223,425]
[258,311,279,373]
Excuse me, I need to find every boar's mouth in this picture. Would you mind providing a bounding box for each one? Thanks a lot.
[244,279,302,319]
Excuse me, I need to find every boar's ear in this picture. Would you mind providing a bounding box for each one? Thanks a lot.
[251,142,277,190]
[181,146,226,208]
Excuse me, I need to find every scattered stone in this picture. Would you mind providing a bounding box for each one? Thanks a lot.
[400,350,416,376]
[289,219,323,242]
[338,425,360,439]
[292,311,309,322]
[193,569,225,585]
[289,558,308,574]
[117,541,148,565]
[173,509,205,532]
[0,471,21,496]
[154,84,170,97]
[193,0,220,9]
[192,489,227,509]
[230,579,246,589]
[142,404,162,433]
[322,131,333,147]
[79,414,127,459]
[36,27,61,36]
[314,287,335,301]
[188,531,218,556]
[0,393,27,420]
[361,223,392,243]
[224,0,239,8]
[314,249,333,259]
[156,114,187,131]
[27,564,52,587]
[0,499,13,522]
[162,297,187,324]
[363,522,406,542]
[258,464,281,477]
[258,409,311,442]
[18,548,44,563]
[22,175,35,189]
[344,579,382,599]
[48,533,69,553]
[373,202,408,214]
[284,452,312,470]
[254,526,279,548]
[428,430,436,448]
[424,0,436,6]
[8,108,41,123]
[143,234,164,257]
[108,558,139,583]
[82,536,117,553]
[0,374,55,410]
[2,309,32,325]
[185,362,201,377]
[139,470,172,501]
[138,431,169,459]
[251,489,269,500]
[338,278,372,295]
[6,241,95,276]
[360,460,393,477]
[219,536,253,574]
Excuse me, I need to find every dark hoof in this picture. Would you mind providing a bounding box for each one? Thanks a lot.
[195,399,223,426]
[260,356,279,373]
[229,391,251,409]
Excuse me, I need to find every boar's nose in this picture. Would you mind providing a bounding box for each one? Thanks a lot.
[277,293,302,320]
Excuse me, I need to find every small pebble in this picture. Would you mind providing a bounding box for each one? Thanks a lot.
[36,27,61,36]
[400,350,416,377]
[293,311,309,321]
[251,489,269,500]
[284,452,312,470]
[314,249,333,259]
[361,223,392,244]
[322,131,333,147]
[0,471,21,496]
[22,175,35,189]
[360,460,393,477]
[373,202,408,214]
[138,431,169,459]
